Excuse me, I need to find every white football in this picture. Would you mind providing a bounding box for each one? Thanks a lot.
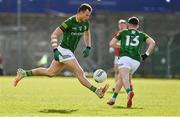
[93,69,107,83]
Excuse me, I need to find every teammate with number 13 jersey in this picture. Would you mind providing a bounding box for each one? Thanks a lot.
[116,29,149,61]
[108,16,156,108]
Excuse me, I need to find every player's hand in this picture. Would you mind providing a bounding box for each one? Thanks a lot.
[53,48,60,61]
[141,53,149,61]
[109,47,115,53]
[83,47,91,58]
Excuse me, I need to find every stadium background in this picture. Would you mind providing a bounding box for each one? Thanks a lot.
[0,0,180,78]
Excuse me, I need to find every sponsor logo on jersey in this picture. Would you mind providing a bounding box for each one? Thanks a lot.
[71,32,83,36]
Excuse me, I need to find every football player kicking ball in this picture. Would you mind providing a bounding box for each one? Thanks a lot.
[14,3,109,99]
[107,17,156,108]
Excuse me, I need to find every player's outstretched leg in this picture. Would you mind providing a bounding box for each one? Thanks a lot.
[95,84,109,99]
[127,91,134,108]
[14,68,26,87]
[63,59,109,99]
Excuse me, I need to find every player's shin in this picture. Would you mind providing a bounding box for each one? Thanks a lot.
[120,69,131,94]
[107,79,121,105]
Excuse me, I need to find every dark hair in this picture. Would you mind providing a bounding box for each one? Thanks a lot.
[77,3,92,12]
[128,16,139,25]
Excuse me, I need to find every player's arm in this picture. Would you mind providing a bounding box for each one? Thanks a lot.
[51,18,71,61]
[110,30,122,48]
[83,29,91,48]
[50,27,63,49]
[141,37,156,61]
[51,18,71,49]
[82,29,91,58]
[50,27,64,61]
[109,37,120,48]
[145,37,156,55]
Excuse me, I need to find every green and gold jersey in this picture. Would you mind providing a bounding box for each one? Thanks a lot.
[116,29,149,61]
[59,16,89,52]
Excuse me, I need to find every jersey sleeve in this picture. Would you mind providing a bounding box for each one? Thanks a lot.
[84,21,89,31]
[59,18,72,32]
[115,30,124,41]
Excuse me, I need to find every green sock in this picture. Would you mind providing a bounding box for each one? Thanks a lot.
[126,88,131,94]
[112,92,118,99]
[26,70,33,76]
[90,85,97,92]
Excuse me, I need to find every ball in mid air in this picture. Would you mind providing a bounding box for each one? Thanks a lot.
[93,69,107,83]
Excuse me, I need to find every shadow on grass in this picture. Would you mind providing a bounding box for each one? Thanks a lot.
[113,106,143,109]
[39,109,78,114]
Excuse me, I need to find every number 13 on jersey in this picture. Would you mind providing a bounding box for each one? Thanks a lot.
[126,35,140,47]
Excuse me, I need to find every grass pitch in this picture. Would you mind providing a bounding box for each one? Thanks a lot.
[0,76,180,116]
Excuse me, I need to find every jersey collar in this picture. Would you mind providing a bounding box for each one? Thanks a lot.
[75,15,82,23]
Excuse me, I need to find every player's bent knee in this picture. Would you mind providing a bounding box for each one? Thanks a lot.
[46,68,58,77]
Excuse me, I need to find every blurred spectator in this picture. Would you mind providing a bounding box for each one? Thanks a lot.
[0,51,4,75]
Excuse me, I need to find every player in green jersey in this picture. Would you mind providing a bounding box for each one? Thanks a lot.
[109,19,133,93]
[107,16,156,107]
[14,3,109,99]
